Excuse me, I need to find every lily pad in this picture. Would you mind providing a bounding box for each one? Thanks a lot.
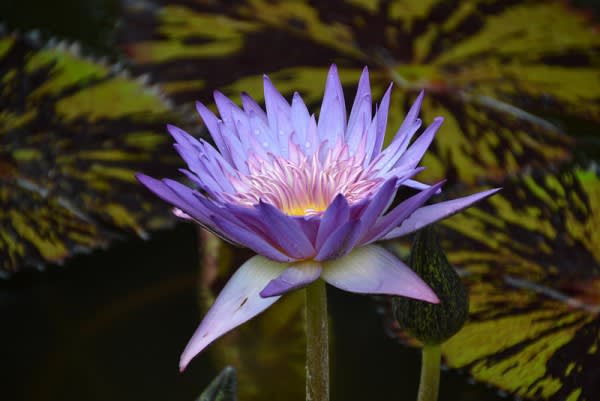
[388,167,600,401]
[0,32,180,275]
[115,0,598,184]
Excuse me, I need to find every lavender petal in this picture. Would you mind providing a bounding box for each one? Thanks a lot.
[316,194,350,249]
[322,245,439,303]
[179,255,288,370]
[314,219,361,261]
[382,188,502,239]
[260,261,322,297]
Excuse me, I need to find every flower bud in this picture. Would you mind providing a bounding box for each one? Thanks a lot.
[392,225,469,345]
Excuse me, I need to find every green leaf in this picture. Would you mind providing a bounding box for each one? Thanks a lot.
[197,366,237,401]
[0,32,181,275]
[116,0,600,184]
[388,167,600,401]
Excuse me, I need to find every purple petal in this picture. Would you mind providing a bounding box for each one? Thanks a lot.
[137,174,210,223]
[297,216,320,245]
[263,75,291,132]
[393,117,443,170]
[304,114,319,156]
[402,179,442,193]
[260,261,322,297]
[291,92,310,148]
[371,83,392,160]
[210,214,294,262]
[168,125,203,172]
[370,119,421,174]
[363,107,378,163]
[248,110,279,153]
[352,178,397,241]
[316,194,350,249]
[321,245,439,303]
[382,188,501,239]
[241,92,267,123]
[347,66,371,139]
[255,201,316,259]
[217,121,249,173]
[213,90,240,129]
[179,255,288,370]
[196,101,231,162]
[396,90,424,140]
[318,64,346,142]
[314,219,362,261]
[360,180,446,245]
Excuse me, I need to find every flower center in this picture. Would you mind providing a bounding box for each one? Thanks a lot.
[228,147,382,216]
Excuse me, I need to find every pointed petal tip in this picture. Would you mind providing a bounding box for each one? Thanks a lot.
[258,285,280,298]
[135,172,157,186]
[166,123,185,140]
[176,255,287,371]
[420,288,440,304]
[179,344,198,373]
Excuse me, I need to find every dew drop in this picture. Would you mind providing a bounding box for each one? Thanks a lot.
[305,141,311,148]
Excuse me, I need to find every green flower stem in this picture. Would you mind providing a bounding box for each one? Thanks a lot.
[305,279,329,401]
[417,344,441,401]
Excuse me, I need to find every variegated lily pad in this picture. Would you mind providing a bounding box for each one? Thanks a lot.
[115,0,600,185]
[387,167,600,401]
[0,32,180,275]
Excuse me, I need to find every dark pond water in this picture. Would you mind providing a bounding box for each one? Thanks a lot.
[0,224,504,401]
[1,1,599,401]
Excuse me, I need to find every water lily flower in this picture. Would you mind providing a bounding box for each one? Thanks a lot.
[137,65,499,370]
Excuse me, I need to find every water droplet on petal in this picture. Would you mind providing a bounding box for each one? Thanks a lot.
[263,141,269,148]
[305,141,311,148]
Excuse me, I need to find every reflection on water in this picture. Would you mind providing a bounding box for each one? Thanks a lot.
[0,225,501,401]
[0,225,212,401]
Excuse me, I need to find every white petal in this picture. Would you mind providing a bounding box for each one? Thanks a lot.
[322,245,439,303]
[179,255,288,370]
[260,261,322,297]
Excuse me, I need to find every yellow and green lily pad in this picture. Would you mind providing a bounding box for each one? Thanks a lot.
[116,0,600,185]
[0,32,181,275]
[388,167,600,401]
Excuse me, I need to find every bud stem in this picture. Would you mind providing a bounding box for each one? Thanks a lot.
[417,344,441,401]
[305,279,329,401]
